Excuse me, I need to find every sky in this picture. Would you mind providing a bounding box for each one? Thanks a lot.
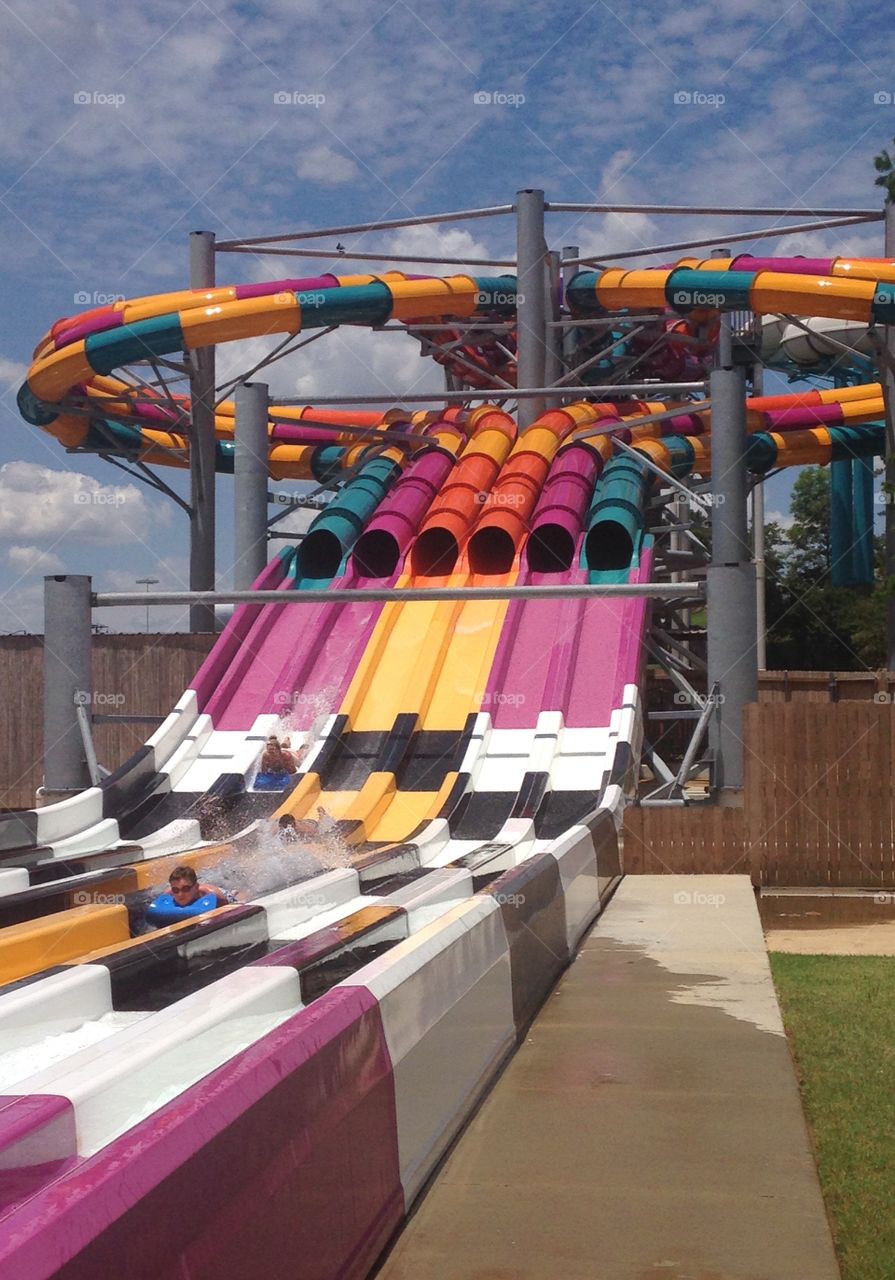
[0,0,892,632]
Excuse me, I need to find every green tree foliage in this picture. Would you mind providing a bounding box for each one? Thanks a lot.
[873,139,895,202]
[763,467,886,670]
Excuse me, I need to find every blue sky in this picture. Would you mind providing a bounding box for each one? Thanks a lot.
[0,0,892,631]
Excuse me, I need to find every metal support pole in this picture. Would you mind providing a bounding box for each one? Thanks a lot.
[544,250,563,407]
[75,703,107,785]
[515,190,547,426]
[233,381,270,591]
[752,480,767,670]
[751,362,767,671]
[883,203,895,670]
[707,316,758,794]
[188,230,217,633]
[670,495,688,631]
[43,575,92,796]
[561,245,579,372]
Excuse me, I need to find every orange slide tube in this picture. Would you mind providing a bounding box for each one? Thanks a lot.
[410,407,516,576]
[466,403,601,574]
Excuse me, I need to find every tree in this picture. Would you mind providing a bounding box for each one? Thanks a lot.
[762,466,886,670]
[787,467,831,581]
[873,138,895,202]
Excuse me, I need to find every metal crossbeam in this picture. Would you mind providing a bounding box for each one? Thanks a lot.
[94,582,704,608]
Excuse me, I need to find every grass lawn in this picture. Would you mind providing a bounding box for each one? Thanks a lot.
[770,954,895,1280]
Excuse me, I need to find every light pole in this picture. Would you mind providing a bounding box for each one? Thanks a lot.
[136,577,159,634]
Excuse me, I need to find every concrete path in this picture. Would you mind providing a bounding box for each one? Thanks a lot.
[377,875,840,1280]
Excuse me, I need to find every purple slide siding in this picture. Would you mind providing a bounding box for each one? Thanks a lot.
[0,988,402,1280]
[0,1095,79,1216]
[191,554,292,714]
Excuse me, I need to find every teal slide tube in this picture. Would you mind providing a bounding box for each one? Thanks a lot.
[298,452,403,578]
[583,454,650,571]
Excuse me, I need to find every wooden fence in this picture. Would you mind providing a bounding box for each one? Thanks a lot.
[623,806,749,876]
[0,635,215,810]
[758,670,895,703]
[625,702,895,887]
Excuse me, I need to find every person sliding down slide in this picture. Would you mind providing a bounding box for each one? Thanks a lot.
[168,865,234,907]
[145,865,238,928]
[259,735,300,774]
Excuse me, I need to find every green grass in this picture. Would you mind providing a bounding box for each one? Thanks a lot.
[770,954,895,1280]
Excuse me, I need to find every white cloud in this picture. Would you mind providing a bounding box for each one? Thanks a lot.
[214,221,502,404]
[0,356,27,392]
[0,461,164,544]
[0,578,43,634]
[296,143,359,185]
[92,556,193,634]
[7,545,65,576]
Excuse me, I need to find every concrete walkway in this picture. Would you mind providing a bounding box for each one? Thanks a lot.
[377,875,840,1280]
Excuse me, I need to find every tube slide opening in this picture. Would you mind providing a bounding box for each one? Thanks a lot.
[526,525,575,573]
[352,529,400,579]
[411,527,459,577]
[585,523,634,572]
[297,529,343,580]
[468,526,515,576]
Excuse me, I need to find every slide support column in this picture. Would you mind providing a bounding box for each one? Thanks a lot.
[707,316,758,794]
[43,575,92,796]
[188,230,217,633]
[544,249,563,408]
[515,189,547,427]
[234,381,271,590]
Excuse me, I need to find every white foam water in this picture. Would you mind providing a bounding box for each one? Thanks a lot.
[0,1011,150,1091]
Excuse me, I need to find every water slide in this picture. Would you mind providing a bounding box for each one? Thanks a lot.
[0,257,891,1280]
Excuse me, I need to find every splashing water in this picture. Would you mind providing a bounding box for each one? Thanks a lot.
[150,684,358,906]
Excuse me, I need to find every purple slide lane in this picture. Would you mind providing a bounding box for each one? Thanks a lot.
[213,448,450,732]
[564,549,653,728]
[486,549,653,730]
[217,564,399,732]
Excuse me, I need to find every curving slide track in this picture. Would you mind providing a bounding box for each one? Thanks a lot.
[0,255,890,1280]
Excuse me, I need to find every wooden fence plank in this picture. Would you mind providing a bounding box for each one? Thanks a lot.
[627,701,895,887]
